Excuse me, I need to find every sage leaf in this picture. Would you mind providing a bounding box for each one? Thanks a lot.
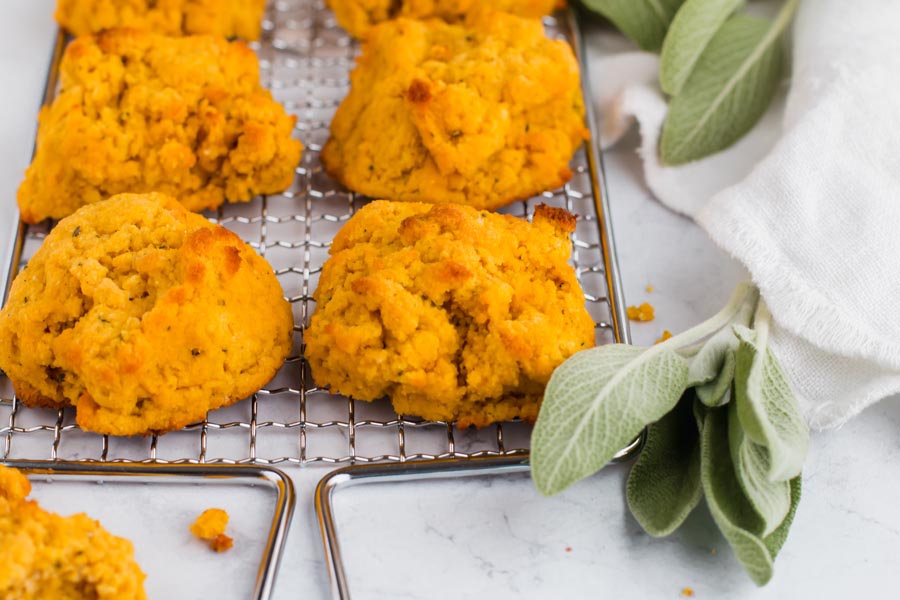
[660,0,744,95]
[660,0,798,165]
[695,351,734,407]
[701,406,772,585]
[580,0,686,52]
[692,394,708,431]
[627,396,702,536]
[763,476,802,559]
[728,401,791,537]
[702,407,801,585]
[531,344,689,496]
[733,324,809,482]
[685,284,757,387]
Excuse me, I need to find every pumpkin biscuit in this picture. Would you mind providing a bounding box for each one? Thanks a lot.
[321,12,588,210]
[306,201,595,427]
[17,28,302,224]
[56,0,268,40]
[0,465,146,599]
[0,193,294,437]
[326,0,562,38]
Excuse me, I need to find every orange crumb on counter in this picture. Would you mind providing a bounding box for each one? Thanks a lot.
[681,588,695,597]
[565,546,572,553]
[655,330,673,344]
[210,534,234,553]
[645,285,654,293]
[191,508,232,552]
[627,302,655,322]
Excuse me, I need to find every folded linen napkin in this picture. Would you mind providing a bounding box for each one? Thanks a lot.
[586,0,900,429]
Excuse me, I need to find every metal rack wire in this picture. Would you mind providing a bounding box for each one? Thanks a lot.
[0,0,628,466]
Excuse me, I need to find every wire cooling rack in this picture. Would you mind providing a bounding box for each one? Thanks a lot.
[0,1,629,465]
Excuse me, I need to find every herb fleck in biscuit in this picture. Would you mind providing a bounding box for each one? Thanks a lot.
[0,193,293,437]
[306,201,595,427]
[0,465,146,599]
[18,28,302,224]
[321,12,588,210]
[56,0,268,40]
[326,0,561,38]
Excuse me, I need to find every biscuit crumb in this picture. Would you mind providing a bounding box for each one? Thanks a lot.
[191,508,230,552]
[627,302,655,322]
[565,546,572,553]
[645,284,654,293]
[681,588,694,597]
[655,330,673,344]
[210,534,234,553]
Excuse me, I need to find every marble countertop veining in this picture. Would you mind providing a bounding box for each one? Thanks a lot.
[1,3,899,599]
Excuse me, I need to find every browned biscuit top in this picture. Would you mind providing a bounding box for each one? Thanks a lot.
[56,0,268,40]
[321,11,588,210]
[326,0,562,38]
[306,200,595,427]
[0,193,294,436]
[18,28,302,223]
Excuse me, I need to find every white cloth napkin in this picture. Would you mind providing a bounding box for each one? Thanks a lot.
[587,0,900,430]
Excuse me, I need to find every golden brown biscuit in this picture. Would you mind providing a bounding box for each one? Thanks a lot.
[0,193,294,436]
[326,0,562,38]
[0,465,146,599]
[306,201,595,427]
[56,0,268,40]
[18,28,302,224]
[321,12,588,210]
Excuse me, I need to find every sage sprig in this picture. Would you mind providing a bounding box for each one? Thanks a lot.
[580,0,799,164]
[625,397,701,537]
[531,282,809,584]
[728,402,792,537]
[701,404,802,585]
[659,0,744,95]
[530,344,688,495]
[733,309,809,481]
[580,0,686,52]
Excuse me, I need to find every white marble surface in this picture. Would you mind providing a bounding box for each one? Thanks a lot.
[1,3,899,599]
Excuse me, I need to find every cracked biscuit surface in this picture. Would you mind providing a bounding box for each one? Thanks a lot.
[18,28,302,224]
[0,465,146,599]
[306,201,595,427]
[56,0,268,40]
[321,12,588,210]
[0,193,294,436]
[326,0,561,38]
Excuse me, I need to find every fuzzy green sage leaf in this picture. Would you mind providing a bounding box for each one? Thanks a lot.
[580,0,686,52]
[531,344,689,496]
[695,351,734,407]
[728,401,791,536]
[626,395,702,536]
[763,476,802,559]
[660,0,798,165]
[733,301,809,482]
[659,0,744,95]
[701,406,801,586]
